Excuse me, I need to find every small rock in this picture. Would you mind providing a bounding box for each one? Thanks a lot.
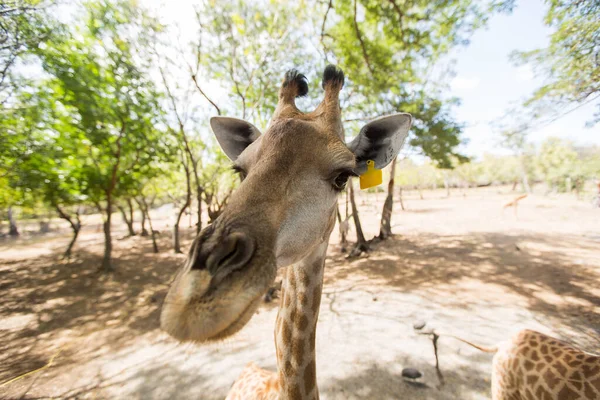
[413,321,427,330]
[402,368,423,380]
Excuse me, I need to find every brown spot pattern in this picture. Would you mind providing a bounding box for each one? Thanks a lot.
[558,385,579,400]
[303,359,316,395]
[296,314,309,332]
[292,338,305,366]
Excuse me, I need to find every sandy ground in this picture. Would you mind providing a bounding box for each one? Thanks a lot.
[1,187,599,399]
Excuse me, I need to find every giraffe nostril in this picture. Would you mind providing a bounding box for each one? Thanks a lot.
[206,231,255,286]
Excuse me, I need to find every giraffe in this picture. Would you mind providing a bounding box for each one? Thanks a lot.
[160,65,412,399]
[502,193,528,217]
[424,329,600,400]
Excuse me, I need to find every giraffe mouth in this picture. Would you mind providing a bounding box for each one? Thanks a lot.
[203,292,264,341]
[160,255,277,343]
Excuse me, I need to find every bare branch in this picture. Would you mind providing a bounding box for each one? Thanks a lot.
[353,0,374,75]
[190,73,222,116]
[320,0,333,59]
[387,0,404,27]
[228,31,246,119]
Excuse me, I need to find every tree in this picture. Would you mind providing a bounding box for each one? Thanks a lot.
[348,181,368,256]
[152,40,204,245]
[166,149,192,253]
[512,0,600,124]
[378,156,397,239]
[319,0,512,244]
[191,0,314,125]
[31,0,174,271]
[500,128,535,193]
[117,198,136,237]
[536,137,578,193]
[1,80,86,247]
[0,0,56,103]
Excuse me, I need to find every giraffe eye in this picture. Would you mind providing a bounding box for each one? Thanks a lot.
[232,165,247,181]
[332,171,356,191]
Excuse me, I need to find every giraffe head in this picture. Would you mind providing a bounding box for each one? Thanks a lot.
[160,66,412,342]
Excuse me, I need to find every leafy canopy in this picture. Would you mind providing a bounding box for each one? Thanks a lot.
[512,0,600,124]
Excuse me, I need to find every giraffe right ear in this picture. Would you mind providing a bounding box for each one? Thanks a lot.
[210,117,262,161]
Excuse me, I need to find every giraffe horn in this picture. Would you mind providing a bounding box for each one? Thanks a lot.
[271,70,308,121]
[314,65,345,140]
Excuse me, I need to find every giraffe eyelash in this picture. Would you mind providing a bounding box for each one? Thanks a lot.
[231,164,247,180]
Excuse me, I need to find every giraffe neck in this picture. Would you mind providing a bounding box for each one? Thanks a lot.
[274,241,327,400]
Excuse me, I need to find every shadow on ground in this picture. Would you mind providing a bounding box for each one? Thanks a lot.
[325,231,600,349]
[0,231,192,384]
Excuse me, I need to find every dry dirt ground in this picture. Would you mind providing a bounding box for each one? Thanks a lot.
[1,187,599,400]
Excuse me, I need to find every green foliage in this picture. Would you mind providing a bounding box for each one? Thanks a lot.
[401,94,468,168]
[477,153,521,183]
[535,137,579,190]
[29,0,175,207]
[191,0,504,168]
[395,158,443,187]
[326,0,513,92]
[395,139,599,194]
[194,0,314,126]
[321,0,513,167]
[0,0,57,101]
[512,0,600,124]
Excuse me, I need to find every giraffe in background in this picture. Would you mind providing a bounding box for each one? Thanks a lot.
[422,328,600,400]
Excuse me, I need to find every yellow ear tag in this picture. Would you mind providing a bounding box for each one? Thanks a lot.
[359,160,382,190]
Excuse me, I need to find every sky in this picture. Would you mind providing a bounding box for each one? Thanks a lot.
[447,0,600,158]
[134,0,600,158]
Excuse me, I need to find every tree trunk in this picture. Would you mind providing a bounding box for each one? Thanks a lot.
[101,201,114,272]
[8,206,19,236]
[39,220,51,233]
[379,157,397,240]
[127,198,136,234]
[336,205,348,252]
[349,181,369,256]
[173,217,183,254]
[140,206,149,236]
[65,223,80,258]
[519,154,531,193]
[521,173,531,193]
[196,189,202,234]
[398,187,405,211]
[174,159,191,253]
[143,199,159,254]
[56,205,81,259]
[443,172,451,197]
[118,202,136,236]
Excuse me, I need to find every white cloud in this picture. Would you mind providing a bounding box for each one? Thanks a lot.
[451,76,481,91]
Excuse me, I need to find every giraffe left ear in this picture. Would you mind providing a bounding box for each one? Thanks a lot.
[348,113,412,175]
[210,117,262,161]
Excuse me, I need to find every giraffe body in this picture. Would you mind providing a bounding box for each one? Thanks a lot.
[225,363,279,400]
[435,329,600,400]
[491,330,600,400]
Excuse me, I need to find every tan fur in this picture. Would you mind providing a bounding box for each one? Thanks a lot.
[503,194,528,208]
[443,329,600,400]
[162,68,349,400]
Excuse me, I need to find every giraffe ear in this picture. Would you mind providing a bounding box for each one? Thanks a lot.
[210,117,262,161]
[348,113,412,175]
